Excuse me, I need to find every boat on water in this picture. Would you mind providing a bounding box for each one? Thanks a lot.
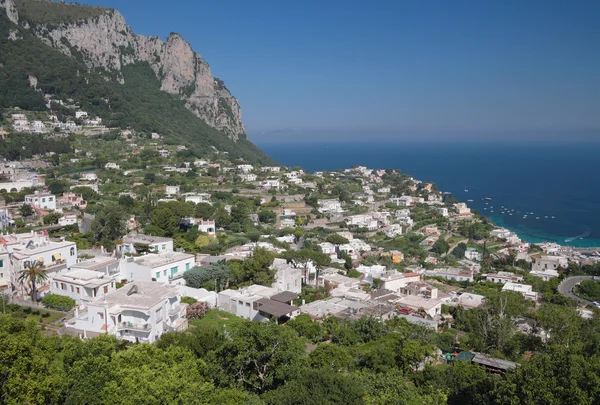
[483,197,492,200]
[467,199,474,202]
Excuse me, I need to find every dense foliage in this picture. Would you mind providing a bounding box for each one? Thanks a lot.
[41,293,75,311]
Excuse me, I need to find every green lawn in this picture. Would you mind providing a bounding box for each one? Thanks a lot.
[189,309,247,331]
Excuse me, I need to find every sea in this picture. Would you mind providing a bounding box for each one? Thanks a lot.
[257,138,600,248]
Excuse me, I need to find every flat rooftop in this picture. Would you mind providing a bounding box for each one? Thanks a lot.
[96,281,178,310]
[134,252,194,268]
[123,234,173,245]
[54,269,109,288]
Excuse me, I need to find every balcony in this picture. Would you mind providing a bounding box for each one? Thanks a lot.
[168,305,181,316]
[117,321,152,332]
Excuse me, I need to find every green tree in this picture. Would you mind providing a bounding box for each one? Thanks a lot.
[183,263,231,290]
[19,203,34,217]
[43,212,62,225]
[18,260,48,302]
[194,202,215,220]
[308,344,353,371]
[326,234,349,247]
[91,205,127,243]
[208,321,306,393]
[118,194,135,209]
[263,369,364,405]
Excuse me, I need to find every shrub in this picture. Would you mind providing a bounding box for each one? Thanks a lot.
[186,301,210,320]
[42,294,75,311]
[181,296,198,305]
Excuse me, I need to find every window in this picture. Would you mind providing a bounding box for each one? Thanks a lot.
[156,271,160,279]
[76,287,80,294]
[61,283,66,290]
[0,260,3,267]
[55,282,58,288]
[186,263,190,271]
[103,286,108,294]
[70,247,75,256]
[70,285,74,292]
[98,311,104,320]
[246,302,250,307]
[162,244,166,250]
[163,269,167,277]
[42,198,46,203]
[170,267,178,277]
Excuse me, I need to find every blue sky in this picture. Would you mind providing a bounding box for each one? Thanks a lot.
[73,0,599,140]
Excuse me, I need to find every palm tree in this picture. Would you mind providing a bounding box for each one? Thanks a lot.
[18,260,48,303]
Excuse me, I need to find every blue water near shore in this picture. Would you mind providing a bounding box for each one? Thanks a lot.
[257,138,600,247]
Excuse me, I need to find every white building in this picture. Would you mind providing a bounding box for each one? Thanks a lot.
[120,252,195,283]
[529,269,560,281]
[218,284,299,323]
[66,281,187,343]
[484,271,524,284]
[260,166,281,173]
[121,234,174,254]
[185,194,212,204]
[58,214,77,226]
[165,185,180,196]
[396,295,442,317]
[197,219,216,237]
[532,256,568,272]
[317,199,343,214]
[454,203,472,217]
[239,173,257,182]
[75,111,88,119]
[24,192,56,211]
[105,162,120,170]
[237,164,254,173]
[424,268,474,282]
[502,282,538,301]
[260,179,280,190]
[380,272,422,293]
[271,258,302,294]
[438,207,449,217]
[51,269,116,305]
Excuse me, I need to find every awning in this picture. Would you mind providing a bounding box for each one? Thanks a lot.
[52,253,62,261]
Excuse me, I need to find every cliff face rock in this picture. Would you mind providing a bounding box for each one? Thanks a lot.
[0,0,19,25]
[9,5,245,139]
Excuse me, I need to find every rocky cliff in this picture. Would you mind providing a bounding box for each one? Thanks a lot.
[3,0,245,140]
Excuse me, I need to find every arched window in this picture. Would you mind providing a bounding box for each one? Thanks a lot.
[70,247,75,256]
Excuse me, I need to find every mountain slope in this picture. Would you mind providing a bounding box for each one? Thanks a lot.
[0,0,273,164]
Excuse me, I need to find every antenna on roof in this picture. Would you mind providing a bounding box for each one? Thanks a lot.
[126,284,138,296]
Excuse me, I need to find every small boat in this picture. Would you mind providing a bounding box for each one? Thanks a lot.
[467,199,474,202]
[536,217,540,220]
[484,197,492,200]
[545,216,548,219]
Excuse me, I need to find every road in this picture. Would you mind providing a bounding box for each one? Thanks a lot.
[558,276,593,304]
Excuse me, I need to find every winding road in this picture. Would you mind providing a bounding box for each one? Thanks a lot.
[558,276,594,304]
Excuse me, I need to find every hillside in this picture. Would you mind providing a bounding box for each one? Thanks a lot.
[0,0,274,164]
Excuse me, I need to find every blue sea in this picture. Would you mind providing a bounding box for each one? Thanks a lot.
[257,138,600,248]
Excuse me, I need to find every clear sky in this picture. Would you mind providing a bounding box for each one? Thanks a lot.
[72,0,599,140]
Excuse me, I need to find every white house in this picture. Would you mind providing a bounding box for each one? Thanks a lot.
[318,242,337,256]
[438,207,449,217]
[121,234,174,254]
[317,199,343,214]
[237,164,254,173]
[529,269,560,281]
[239,173,257,182]
[502,282,538,301]
[185,194,212,204]
[58,214,77,226]
[454,203,472,217]
[66,281,187,343]
[51,269,116,305]
[218,284,299,323]
[260,179,280,190]
[464,248,483,262]
[165,185,180,196]
[24,192,56,211]
[260,166,281,173]
[105,162,120,170]
[396,295,442,317]
[532,256,568,272]
[120,252,195,283]
[271,258,302,294]
[484,271,524,284]
[81,173,98,182]
[197,219,216,237]
[380,272,422,293]
[75,111,88,119]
